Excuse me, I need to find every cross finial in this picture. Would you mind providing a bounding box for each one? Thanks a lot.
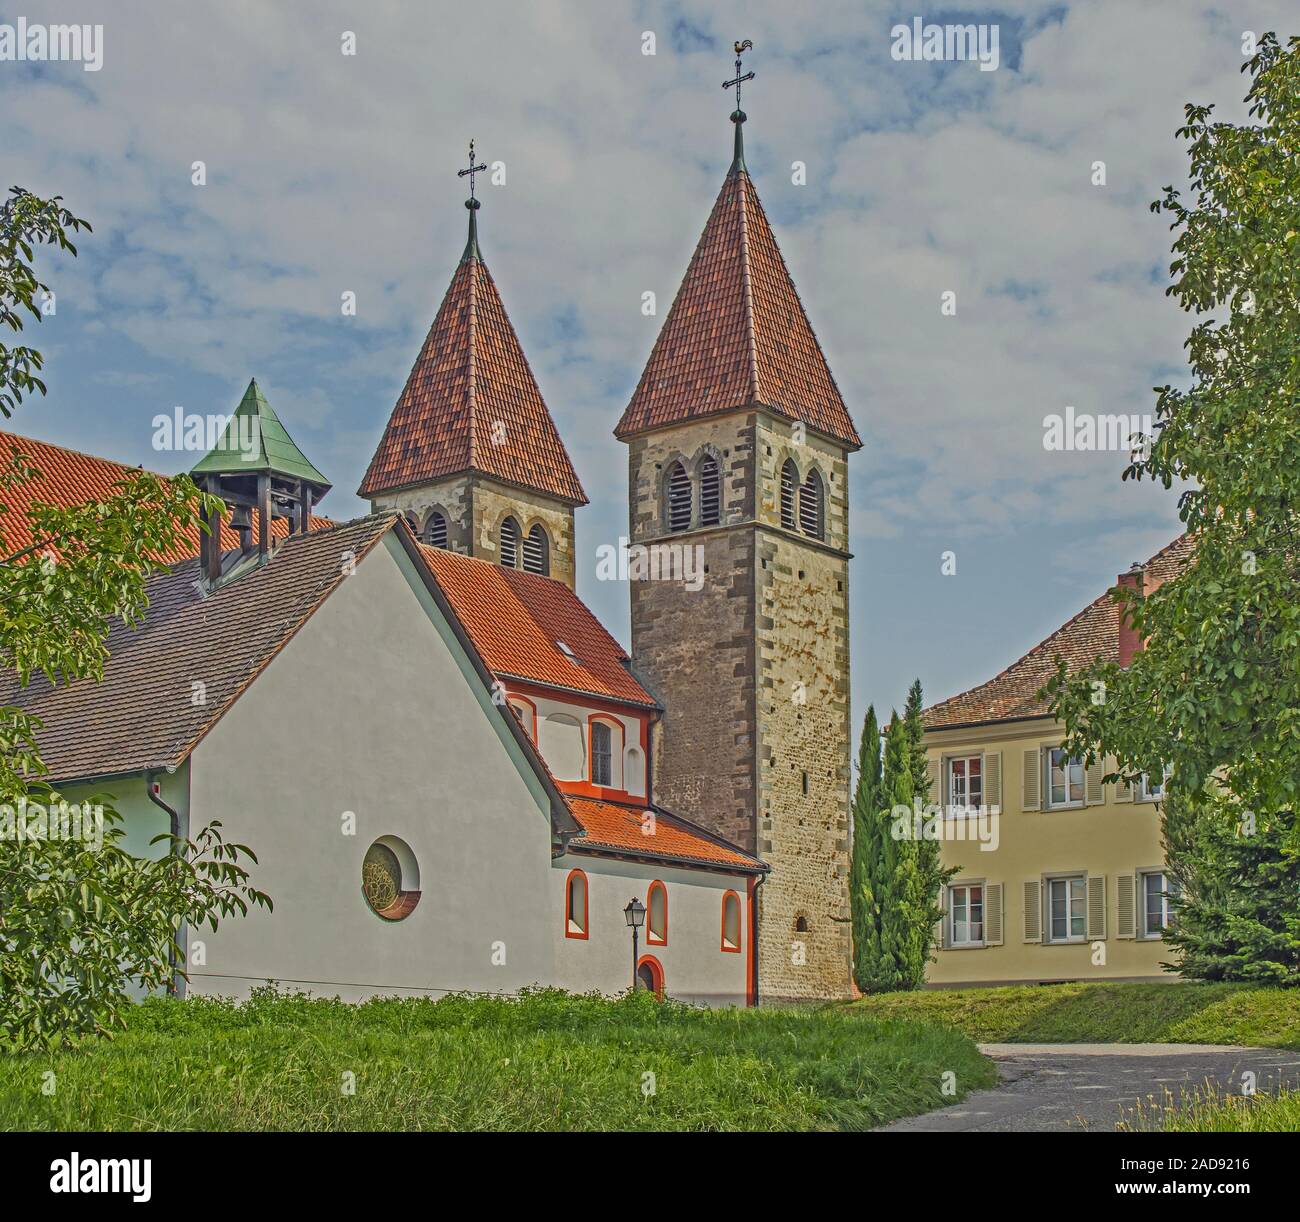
[722,40,754,171]
[458,139,488,261]
[458,139,488,205]
[723,39,754,115]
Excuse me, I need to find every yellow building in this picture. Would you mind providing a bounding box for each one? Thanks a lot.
[921,536,1190,986]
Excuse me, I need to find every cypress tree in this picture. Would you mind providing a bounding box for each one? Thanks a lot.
[902,678,930,798]
[853,714,916,992]
[850,706,882,993]
[899,678,952,985]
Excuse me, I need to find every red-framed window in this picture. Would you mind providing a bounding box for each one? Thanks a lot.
[647,880,667,946]
[636,954,665,999]
[565,868,589,939]
[720,890,742,952]
[588,715,623,789]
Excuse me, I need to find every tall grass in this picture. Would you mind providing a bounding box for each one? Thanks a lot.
[1,987,995,1131]
[1123,1083,1300,1132]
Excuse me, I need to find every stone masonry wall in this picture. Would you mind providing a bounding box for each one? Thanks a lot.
[371,475,576,589]
[627,409,853,1000]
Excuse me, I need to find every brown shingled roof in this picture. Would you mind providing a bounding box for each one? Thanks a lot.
[0,430,331,564]
[616,159,860,449]
[923,534,1194,730]
[358,249,587,505]
[5,515,395,781]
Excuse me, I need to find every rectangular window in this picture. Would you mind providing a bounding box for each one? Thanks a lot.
[949,883,984,946]
[591,722,613,787]
[947,755,983,813]
[1141,871,1177,937]
[1047,748,1085,808]
[1138,769,1167,801]
[1047,876,1086,942]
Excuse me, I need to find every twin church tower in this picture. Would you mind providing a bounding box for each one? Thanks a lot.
[360,50,860,1000]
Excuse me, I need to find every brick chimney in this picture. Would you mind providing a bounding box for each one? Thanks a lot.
[1116,562,1145,668]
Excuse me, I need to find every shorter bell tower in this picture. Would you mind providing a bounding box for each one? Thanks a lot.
[358,142,587,586]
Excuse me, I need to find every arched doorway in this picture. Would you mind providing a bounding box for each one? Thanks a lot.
[636,954,665,999]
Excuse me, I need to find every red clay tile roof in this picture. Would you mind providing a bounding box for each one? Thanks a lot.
[565,795,764,872]
[417,544,656,708]
[616,162,860,449]
[923,534,1194,730]
[0,430,331,564]
[4,515,395,781]
[358,251,587,505]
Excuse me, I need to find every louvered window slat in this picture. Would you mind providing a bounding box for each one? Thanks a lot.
[667,463,691,532]
[1087,874,1107,940]
[798,471,823,539]
[522,524,549,575]
[699,456,721,526]
[499,516,520,568]
[780,460,798,530]
[425,510,448,549]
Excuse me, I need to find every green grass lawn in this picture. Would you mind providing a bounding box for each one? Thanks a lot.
[0,987,996,1131]
[855,982,1300,1047]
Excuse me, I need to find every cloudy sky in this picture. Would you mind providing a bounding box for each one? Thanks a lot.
[3,0,1294,725]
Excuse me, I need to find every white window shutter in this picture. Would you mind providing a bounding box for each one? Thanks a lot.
[1087,874,1107,939]
[984,752,1002,810]
[935,886,948,950]
[1086,759,1106,805]
[1022,748,1041,811]
[1114,762,1134,803]
[1116,873,1137,938]
[927,756,942,804]
[985,883,1003,946]
[1022,880,1041,942]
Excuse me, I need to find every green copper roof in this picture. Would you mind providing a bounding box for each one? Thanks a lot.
[190,379,331,489]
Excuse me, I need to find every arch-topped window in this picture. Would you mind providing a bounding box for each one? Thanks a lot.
[522,523,550,575]
[499,515,521,568]
[425,510,448,549]
[565,868,588,939]
[591,720,613,787]
[647,880,668,946]
[798,469,824,540]
[780,459,798,530]
[721,891,742,952]
[699,454,721,527]
[666,461,691,533]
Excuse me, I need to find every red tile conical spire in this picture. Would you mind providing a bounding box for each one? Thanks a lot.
[615,60,860,449]
[359,149,587,504]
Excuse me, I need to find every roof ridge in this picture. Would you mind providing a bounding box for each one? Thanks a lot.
[924,531,1192,723]
[735,169,762,405]
[464,259,480,470]
[1,428,152,478]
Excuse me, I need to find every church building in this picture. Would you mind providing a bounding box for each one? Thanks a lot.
[5,51,858,1006]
